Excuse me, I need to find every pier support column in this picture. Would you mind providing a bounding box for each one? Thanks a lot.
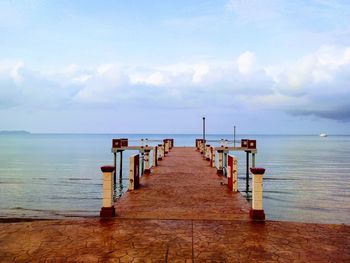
[100,166,115,217]
[250,167,266,221]
[144,149,151,174]
[217,150,224,175]
[129,154,140,190]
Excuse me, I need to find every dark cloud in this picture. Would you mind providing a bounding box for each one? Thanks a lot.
[288,107,350,122]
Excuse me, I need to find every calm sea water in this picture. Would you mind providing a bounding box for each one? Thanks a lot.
[0,134,349,224]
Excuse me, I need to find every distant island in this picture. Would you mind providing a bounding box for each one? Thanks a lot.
[0,130,31,135]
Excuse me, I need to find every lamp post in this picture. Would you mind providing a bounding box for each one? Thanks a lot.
[202,117,206,157]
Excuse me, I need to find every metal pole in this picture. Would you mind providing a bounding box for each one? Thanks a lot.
[203,117,206,157]
[252,153,256,168]
[113,152,117,184]
[234,125,236,148]
[246,151,249,193]
[119,151,123,179]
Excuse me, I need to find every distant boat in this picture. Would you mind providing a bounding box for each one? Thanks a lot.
[320,133,328,137]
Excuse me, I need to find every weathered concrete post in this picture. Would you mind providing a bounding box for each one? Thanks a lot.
[250,167,266,221]
[205,144,211,161]
[129,154,140,190]
[164,139,169,154]
[210,146,216,168]
[199,140,204,154]
[153,146,158,167]
[217,149,224,175]
[227,155,238,192]
[157,144,163,161]
[144,149,151,174]
[100,165,115,217]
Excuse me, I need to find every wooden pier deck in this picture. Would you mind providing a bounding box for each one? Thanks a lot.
[116,147,250,221]
[0,146,349,262]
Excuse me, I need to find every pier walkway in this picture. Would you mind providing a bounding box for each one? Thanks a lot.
[0,147,349,262]
[116,147,250,221]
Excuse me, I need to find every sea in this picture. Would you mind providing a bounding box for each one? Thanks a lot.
[0,133,349,225]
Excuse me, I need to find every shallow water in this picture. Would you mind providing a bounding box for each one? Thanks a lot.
[0,134,349,224]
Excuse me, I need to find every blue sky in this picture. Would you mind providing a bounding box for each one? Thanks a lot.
[1,0,350,134]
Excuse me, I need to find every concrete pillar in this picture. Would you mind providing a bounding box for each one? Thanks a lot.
[100,166,115,217]
[144,149,151,174]
[129,154,140,190]
[200,141,204,154]
[217,150,224,175]
[164,140,169,154]
[205,144,211,161]
[227,155,238,192]
[250,167,266,221]
[157,144,163,160]
[210,147,216,167]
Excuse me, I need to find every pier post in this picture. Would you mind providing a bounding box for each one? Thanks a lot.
[250,167,266,221]
[164,139,169,154]
[227,155,238,192]
[144,149,151,174]
[157,144,163,161]
[211,147,216,167]
[129,154,140,190]
[217,150,224,175]
[100,166,115,217]
[205,144,211,160]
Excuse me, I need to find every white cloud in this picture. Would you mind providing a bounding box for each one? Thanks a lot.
[237,51,255,75]
[192,64,210,83]
[0,44,350,121]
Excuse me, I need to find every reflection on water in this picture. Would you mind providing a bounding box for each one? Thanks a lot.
[0,134,349,224]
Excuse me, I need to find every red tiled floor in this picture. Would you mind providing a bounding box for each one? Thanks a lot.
[115,147,250,221]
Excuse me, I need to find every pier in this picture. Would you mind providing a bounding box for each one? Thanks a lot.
[0,140,349,262]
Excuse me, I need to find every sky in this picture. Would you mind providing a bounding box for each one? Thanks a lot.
[0,0,350,134]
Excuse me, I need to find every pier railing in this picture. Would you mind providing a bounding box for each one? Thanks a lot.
[196,138,266,221]
[100,138,174,217]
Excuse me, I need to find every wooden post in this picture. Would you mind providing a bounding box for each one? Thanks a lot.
[250,167,266,221]
[100,166,115,217]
